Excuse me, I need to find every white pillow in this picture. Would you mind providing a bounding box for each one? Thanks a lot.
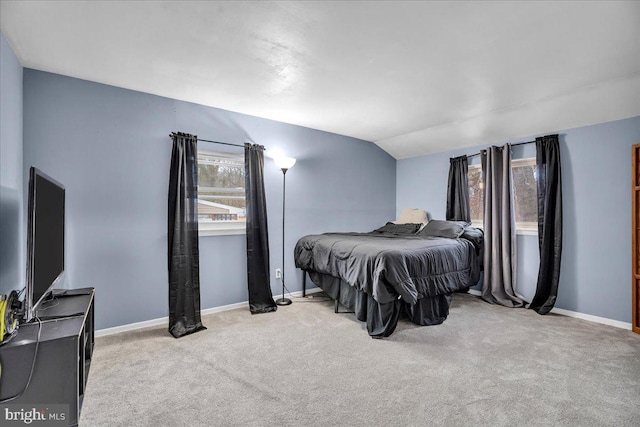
[395,208,428,225]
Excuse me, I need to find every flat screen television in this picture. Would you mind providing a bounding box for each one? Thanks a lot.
[25,167,65,322]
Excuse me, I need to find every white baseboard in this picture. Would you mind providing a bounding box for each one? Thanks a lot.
[465,288,631,330]
[95,287,323,337]
[550,307,631,330]
[99,286,630,337]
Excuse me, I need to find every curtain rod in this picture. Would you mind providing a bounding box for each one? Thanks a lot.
[169,132,245,148]
[464,139,536,159]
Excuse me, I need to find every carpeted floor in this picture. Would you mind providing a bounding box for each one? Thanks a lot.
[80,293,640,426]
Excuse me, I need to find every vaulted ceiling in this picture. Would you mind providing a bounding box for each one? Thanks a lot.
[2,1,639,159]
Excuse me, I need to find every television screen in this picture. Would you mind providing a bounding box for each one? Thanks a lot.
[25,167,65,321]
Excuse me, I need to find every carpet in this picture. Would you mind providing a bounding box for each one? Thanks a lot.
[80,293,640,426]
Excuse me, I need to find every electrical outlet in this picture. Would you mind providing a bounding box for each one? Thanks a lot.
[275,268,282,279]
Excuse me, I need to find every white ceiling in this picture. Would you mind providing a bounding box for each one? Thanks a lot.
[1,1,639,159]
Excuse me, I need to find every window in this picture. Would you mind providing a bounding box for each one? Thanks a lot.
[468,158,538,234]
[511,158,538,231]
[197,150,245,236]
[468,164,484,227]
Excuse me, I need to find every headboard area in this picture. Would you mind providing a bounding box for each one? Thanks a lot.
[394,208,432,224]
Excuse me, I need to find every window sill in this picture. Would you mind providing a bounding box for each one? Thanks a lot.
[516,228,538,236]
[198,222,246,237]
[469,224,538,236]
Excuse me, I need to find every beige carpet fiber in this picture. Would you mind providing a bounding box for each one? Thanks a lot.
[80,293,640,426]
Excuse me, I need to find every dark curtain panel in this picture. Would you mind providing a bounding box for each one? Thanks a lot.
[530,135,563,314]
[245,143,277,314]
[446,155,471,222]
[481,145,525,308]
[168,132,206,338]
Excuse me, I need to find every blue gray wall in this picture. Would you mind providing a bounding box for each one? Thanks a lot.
[11,58,637,328]
[0,31,24,296]
[22,69,396,330]
[397,116,640,323]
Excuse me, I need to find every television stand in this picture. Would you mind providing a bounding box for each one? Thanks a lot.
[52,289,94,298]
[36,312,86,322]
[0,287,95,427]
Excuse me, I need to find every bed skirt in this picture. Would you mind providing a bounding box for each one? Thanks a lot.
[307,271,452,338]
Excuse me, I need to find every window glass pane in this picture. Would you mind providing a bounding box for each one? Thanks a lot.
[512,161,537,225]
[197,152,246,223]
[468,166,483,224]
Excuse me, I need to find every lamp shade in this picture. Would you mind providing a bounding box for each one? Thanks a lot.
[274,156,296,170]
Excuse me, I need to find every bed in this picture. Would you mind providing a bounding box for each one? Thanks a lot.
[294,215,482,338]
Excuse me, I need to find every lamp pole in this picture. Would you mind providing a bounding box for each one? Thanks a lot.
[273,156,295,306]
[276,167,292,305]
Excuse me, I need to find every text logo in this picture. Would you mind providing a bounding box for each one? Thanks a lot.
[1,405,69,425]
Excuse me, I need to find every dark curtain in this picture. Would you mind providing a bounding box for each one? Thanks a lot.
[168,132,206,338]
[245,143,277,314]
[481,145,525,308]
[530,135,563,314]
[446,155,471,222]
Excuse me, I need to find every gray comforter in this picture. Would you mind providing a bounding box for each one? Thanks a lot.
[294,233,480,305]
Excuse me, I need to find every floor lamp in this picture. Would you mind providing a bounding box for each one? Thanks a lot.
[274,156,296,306]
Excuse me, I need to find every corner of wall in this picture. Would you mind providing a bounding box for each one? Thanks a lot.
[0,30,25,295]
